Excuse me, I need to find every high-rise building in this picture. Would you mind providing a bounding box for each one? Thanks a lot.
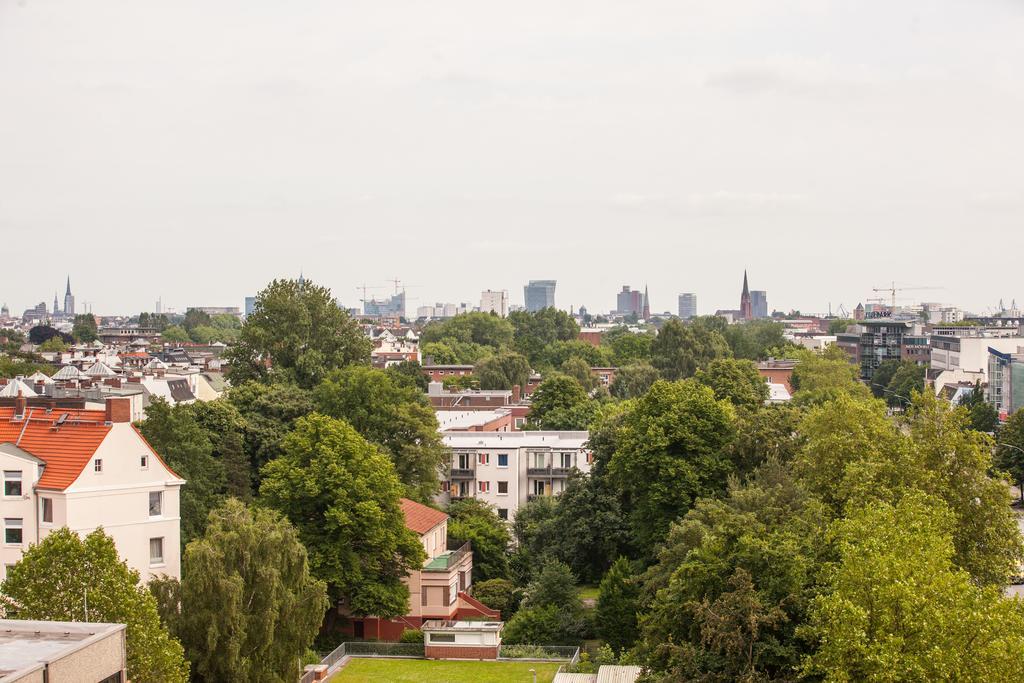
[751,290,768,318]
[678,293,697,319]
[364,291,406,318]
[63,276,75,316]
[615,286,643,317]
[740,271,753,320]
[244,296,257,317]
[480,290,509,317]
[523,280,556,312]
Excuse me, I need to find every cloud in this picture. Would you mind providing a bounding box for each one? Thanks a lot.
[609,190,808,214]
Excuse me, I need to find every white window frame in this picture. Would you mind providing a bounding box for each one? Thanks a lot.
[149,537,164,566]
[149,491,163,517]
[140,455,149,470]
[3,471,22,497]
[41,497,53,525]
[4,518,23,545]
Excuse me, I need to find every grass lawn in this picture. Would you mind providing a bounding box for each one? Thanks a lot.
[329,658,563,682]
[577,585,600,602]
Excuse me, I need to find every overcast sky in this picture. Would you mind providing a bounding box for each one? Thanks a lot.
[2,0,1023,317]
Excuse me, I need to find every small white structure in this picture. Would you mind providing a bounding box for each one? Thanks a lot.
[422,620,503,660]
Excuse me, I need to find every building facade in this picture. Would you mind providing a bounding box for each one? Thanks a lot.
[987,347,1024,419]
[841,318,926,380]
[750,290,768,319]
[678,293,697,320]
[616,286,643,317]
[479,290,509,317]
[1,397,184,583]
[523,280,556,312]
[740,271,753,320]
[440,431,591,521]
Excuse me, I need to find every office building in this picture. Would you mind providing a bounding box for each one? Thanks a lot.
[363,291,406,318]
[523,280,556,312]
[838,319,927,380]
[987,347,1024,419]
[480,290,509,317]
[678,293,697,320]
[441,431,591,521]
[244,296,256,317]
[751,290,768,318]
[616,286,643,317]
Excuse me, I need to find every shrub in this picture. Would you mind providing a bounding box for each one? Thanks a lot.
[399,629,424,644]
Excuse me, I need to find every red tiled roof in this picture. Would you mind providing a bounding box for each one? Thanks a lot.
[400,498,448,535]
[0,407,111,490]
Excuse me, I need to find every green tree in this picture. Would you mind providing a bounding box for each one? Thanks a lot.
[595,557,641,654]
[826,318,855,334]
[313,366,447,500]
[510,496,561,584]
[559,356,599,390]
[420,312,514,350]
[804,493,1024,681]
[997,408,1024,503]
[38,336,68,352]
[183,307,212,332]
[475,351,531,390]
[726,404,803,476]
[869,359,902,398]
[28,325,71,345]
[386,360,430,392]
[694,358,770,411]
[523,559,581,611]
[160,324,191,344]
[650,318,730,381]
[959,381,999,433]
[446,498,512,582]
[472,579,520,620]
[139,398,225,545]
[421,340,492,365]
[178,499,328,682]
[608,380,736,551]
[528,373,596,430]
[72,313,98,342]
[0,528,189,683]
[723,320,787,360]
[602,326,654,366]
[885,362,925,408]
[259,414,425,617]
[225,279,371,388]
[790,346,869,406]
[609,363,660,399]
[509,308,580,364]
[538,340,611,371]
[226,381,315,479]
[501,605,572,646]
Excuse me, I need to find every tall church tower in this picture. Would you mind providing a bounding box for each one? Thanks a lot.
[740,271,753,320]
[642,285,651,320]
[63,276,75,316]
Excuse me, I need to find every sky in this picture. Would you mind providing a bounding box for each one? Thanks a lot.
[2,0,1023,317]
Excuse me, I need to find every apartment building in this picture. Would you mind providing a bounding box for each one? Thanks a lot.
[343,498,498,641]
[440,431,592,521]
[987,347,1024,419]
[0,396,184,583]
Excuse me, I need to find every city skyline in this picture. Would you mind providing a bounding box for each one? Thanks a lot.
[2,1,1023,315]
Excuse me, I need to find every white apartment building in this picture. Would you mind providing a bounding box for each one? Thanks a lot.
[1,397,184,583]
[440,431,591,521]
[479,290,509,317]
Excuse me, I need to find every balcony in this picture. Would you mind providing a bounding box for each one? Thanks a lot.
[527,494,551,501]
[527,466,572,477]
[450,468,475,479]
[423,541,472,573]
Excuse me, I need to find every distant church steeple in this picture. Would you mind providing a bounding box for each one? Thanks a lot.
[63,275,75,316]
[740,270,753,320]
[642,284,651,320]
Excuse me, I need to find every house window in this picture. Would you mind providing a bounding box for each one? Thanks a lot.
[478,481,490,493]
[149,491,163,517]
[140,455,149,469]
[3,471,22,497]
[497,453,509,468]
[498,481,508,495]
[4,518,23,545]
[94,459,103,473]
[498,508,508,520]
[533,480,547,496]
[560,452,573,468]
[41,498,53,524]
[478,453,490,466]
[430,633,456,643]
[149,537,164,565]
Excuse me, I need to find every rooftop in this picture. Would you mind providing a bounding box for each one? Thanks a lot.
[0,407,112,490]
[442,431,589,449]
[422,620,503,632]
[0,620,125,679]
[400,497,448,535]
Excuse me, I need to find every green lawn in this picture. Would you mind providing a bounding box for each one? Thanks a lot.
[329,658,563,682]
[577,585,600,601]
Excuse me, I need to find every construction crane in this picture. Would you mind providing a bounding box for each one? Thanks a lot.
[356,284,383,305]
[872,282,941,308]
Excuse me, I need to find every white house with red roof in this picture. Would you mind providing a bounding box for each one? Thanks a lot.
[342,498,499,641]
[1,396,184,583]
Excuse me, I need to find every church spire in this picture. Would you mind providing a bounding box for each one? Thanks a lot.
[642,284,651,320]
[740,270,753,320]
[65,275,72,296]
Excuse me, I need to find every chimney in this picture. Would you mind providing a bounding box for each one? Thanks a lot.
[512,384,521,404]
[104,397,131,423]
[14,391,27,419]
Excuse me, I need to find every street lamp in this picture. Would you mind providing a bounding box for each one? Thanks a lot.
[529,668,536,683]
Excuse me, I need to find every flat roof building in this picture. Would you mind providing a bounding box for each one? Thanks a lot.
[0,620,126,683]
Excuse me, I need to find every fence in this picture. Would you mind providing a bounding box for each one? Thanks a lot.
[498,644,581,662]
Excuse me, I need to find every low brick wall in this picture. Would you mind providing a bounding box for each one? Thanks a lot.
[425,645,499,660]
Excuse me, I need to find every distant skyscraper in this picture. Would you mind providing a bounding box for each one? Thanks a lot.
[244,296,257,317]
[63,276,75,316]
[480,290,509,317]
[615,286,643,317]
[364,291,406,318]
[740,271,753,320]
[678,293,697,320]
[751,290,768,318]
[523,280,556,312]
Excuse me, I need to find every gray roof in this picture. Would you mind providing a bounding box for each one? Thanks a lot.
[52,365,86,381]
